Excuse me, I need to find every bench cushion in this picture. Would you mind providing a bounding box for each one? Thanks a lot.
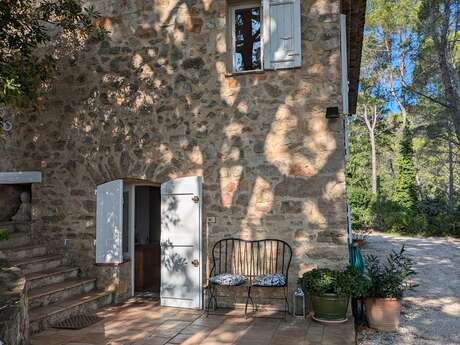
[209,273,247,286]
[253,273,286,287]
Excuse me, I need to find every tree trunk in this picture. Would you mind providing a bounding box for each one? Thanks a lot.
[363,105,379,196]
[437,44,460,143]
[370,131,378,195]
[429,2,460,143]
[448,121,454,213]
[241,10,254,71]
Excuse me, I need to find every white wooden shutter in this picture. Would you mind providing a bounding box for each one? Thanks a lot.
[96,179,124,264]
[263,0,301,70]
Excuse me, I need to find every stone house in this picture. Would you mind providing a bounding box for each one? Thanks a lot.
[0,0,365,332]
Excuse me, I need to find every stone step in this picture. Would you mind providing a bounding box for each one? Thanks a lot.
[26,266,80,290]
[28,278,97,309]
[30,290,113,334]
[0,232,31,250]
[11,255,68,275]
[0,244,48,261]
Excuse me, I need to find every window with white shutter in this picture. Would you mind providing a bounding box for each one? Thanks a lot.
[228,0,301,73]
[263,0,301,70]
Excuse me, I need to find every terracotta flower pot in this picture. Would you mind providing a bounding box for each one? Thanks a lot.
[365,298,401,331]
[352,239,365,248]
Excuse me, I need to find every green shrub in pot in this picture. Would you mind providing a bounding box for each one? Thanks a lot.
[299,266,364,322]
[0,228,9,241]
[363,245,416,331]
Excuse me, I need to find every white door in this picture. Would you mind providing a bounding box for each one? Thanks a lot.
[96,179,124,264]
[160,176,202,309]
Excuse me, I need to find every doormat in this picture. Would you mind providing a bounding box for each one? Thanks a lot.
[135,291,160,300]
[52,314,102,330]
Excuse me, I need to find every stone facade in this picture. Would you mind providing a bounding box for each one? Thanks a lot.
[0,264,29,345]
[1,0,349,301]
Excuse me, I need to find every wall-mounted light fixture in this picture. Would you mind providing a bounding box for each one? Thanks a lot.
[325,106,340,119]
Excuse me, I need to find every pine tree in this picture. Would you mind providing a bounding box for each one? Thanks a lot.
[393,129,418,210]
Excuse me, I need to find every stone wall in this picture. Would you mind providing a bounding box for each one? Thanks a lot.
[0,0,348,300]
[0,264,29,345]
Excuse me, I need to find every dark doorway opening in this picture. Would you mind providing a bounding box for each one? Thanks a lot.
[133,185,161,294]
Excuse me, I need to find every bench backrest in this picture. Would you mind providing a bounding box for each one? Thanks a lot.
[210,238,292,282]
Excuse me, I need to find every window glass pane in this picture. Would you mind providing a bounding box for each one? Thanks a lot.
[234,6,261,72]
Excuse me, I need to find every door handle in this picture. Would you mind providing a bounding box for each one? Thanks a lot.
[191,259,199,267]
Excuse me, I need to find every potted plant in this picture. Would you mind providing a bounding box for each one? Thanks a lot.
[299,266,364,322]
[363,245,416,331]
[0,228,8,241]
[352,229,371,248]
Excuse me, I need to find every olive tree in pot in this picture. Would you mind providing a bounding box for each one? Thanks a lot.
[363,246,416,331]
[299,267,363,323]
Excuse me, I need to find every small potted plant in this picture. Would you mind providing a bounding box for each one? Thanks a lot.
[0,228,8,241]
[363,245,416,331]
[299,266,364,322]
[352,229,371,248]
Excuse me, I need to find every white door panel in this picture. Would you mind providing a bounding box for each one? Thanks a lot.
[161,195,199,245]
[96,179,124,264]
[161,176,202,309]
[161,245,199,302]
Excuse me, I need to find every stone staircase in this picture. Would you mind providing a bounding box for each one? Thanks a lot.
[0,232,112,334]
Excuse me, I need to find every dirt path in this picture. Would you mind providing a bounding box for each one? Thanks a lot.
[357,233,460,345]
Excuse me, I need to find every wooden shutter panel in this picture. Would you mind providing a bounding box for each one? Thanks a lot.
[96,179,124,264]
[263,0,301,70]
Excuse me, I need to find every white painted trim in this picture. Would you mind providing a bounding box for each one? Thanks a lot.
[0,171,42,184]
[341,14,353,243]
[126,185,135,297]
[340,14,349,115]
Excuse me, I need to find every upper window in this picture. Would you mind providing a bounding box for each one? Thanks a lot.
[231,4,262,72]
[228,0,302,73]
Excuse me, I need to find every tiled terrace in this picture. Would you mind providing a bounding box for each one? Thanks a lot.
[30,299,355,345]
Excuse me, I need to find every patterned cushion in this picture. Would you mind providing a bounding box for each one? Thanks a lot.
[209,273,247,286]
[253,273,287,287]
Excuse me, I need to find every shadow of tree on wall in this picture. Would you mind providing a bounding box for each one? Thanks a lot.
[2,0,348,287]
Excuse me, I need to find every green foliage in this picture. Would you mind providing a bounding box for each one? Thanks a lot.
[348,0,460,238]
[299,267,364,298]
[0,228,9,241]
[347,112,460,236]
[363,246,417,299]
[393,129,418,210]
[0,0,105,106]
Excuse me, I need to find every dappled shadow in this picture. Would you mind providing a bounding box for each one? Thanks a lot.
[30,298,355,345]
[1,0,349,304]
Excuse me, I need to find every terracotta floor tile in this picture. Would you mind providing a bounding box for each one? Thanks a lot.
[153,320,191,337]
[31,299,354,345]
[31,331,75,345]
[130,336,170,345]
[181,324,214,334]
[109,329,152,344]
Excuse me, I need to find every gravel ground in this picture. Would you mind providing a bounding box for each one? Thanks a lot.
[357,233,460,345]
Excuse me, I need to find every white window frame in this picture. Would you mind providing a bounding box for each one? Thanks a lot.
[229,1,264,73]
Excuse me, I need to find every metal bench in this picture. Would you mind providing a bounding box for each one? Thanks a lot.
[207,238,292,317]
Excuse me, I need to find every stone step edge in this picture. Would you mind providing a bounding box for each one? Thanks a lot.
[26,266,79,282]
[29,291,112,322]
[28,278,97,301]
[11,254,64,266]
[0,244,47,252]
